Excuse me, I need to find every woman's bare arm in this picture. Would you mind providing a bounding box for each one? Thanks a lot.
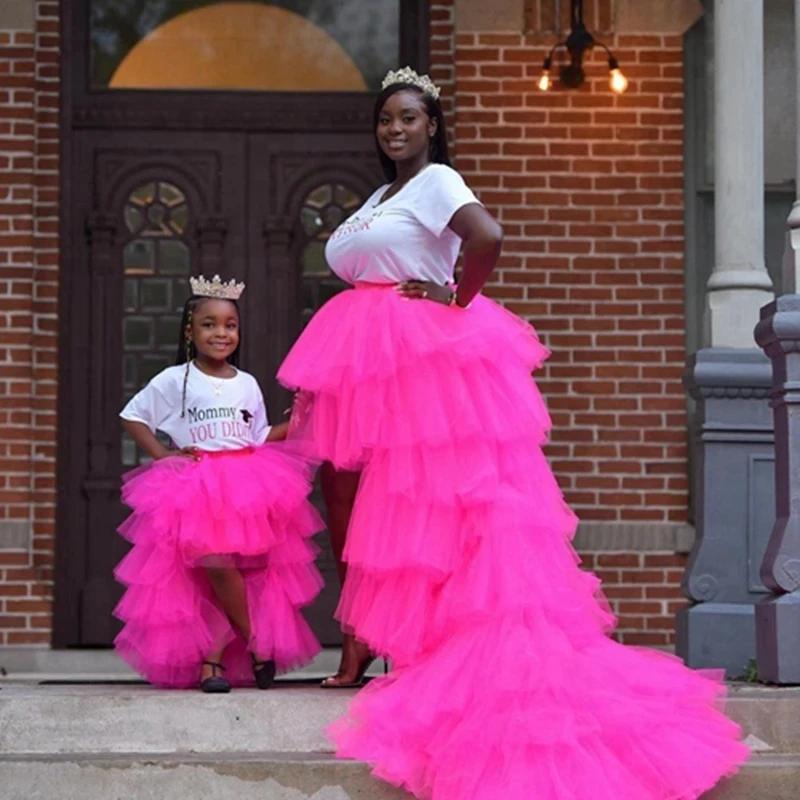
[448,203,503,307]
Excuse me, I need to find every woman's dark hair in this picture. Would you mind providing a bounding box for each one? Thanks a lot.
[373,83,451,182]
[175,294,241,417]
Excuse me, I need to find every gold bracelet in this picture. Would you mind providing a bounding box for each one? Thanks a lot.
[450,291,470,309]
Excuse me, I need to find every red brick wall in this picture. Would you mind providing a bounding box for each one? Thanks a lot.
[582,552,686,646]
[452,33,688,524]
[437,11,689,645]
[0,1,688,648]
[0,1,59,646]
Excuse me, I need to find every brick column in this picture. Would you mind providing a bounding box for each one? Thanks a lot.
[0,0,59,646]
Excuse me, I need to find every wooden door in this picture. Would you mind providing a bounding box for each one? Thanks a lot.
[54,131,248,645]
[55,0,429,648]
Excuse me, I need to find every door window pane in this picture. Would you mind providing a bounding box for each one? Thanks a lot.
[91,1,400,92]
[298,182,360,326]
[121,179,193,466]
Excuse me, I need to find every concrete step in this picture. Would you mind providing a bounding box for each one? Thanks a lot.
[3,683,800,756]
[0,646,382,682]
[0,752,794,800]
[0,752,408,800]
[1,682,799,798]
[0,685,349,755]
[706,756,799,800]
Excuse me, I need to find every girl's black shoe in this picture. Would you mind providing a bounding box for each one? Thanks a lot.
[252,656,276,690]
[200,661,231,693]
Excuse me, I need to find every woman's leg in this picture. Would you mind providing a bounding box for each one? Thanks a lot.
[321,461,361,585]
[320,462,371,684]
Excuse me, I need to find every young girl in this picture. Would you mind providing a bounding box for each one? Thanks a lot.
[115,274,323,693]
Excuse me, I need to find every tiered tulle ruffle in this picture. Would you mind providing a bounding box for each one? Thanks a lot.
[114,443,324,688]
[278,283,748,799]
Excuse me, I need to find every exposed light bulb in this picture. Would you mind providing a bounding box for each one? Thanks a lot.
[538,69,552,92]
[609,67,629,95]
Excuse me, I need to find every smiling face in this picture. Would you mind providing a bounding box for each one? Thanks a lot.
[376,89,437,166]
[188,298,240,364]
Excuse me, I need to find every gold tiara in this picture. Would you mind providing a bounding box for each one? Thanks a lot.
[189,274,245,300]
[382,67,441,100]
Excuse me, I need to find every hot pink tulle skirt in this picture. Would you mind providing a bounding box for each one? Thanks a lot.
[114,443,324,688]
[278,283,748,799]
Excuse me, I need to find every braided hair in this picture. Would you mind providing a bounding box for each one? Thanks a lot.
[175,294,241,417]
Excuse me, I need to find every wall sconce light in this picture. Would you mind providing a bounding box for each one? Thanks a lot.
[538,0,628,94]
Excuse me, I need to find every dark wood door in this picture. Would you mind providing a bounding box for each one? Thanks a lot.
[54,128,382,647]
[55,0,429,649]
[55,131,248,646]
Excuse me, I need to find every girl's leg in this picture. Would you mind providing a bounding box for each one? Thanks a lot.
[320,462,371,685]
[204,565,275,690]
[201,648,226,682]
[204,566,258,647]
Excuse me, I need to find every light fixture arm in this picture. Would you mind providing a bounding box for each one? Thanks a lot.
[542,40,567,71]
[537,0,627,93]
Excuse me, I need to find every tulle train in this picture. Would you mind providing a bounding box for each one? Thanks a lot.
[278,284,748,799]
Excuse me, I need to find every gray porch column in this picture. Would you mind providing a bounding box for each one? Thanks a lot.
[752,0,800,684]
[677,0,774,677]
[703,0,773,344]
[755,296,800,683]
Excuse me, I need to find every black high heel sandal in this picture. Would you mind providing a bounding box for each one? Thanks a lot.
[251,655,276,690]
[200,661,231,694]
[321,654,384,689]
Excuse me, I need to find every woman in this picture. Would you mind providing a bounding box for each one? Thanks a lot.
[279,68,748,799]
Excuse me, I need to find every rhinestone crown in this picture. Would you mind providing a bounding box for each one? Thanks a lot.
[382,66,441,100]
[189,274,245,301]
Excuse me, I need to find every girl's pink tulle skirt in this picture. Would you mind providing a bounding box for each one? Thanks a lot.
[278,283,748,800]
[114,443,324,688]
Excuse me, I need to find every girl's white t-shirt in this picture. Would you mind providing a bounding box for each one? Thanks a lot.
[120,363,271,451]
[325,163,481,285]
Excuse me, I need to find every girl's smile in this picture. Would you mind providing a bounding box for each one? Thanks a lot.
[190,298,240,366]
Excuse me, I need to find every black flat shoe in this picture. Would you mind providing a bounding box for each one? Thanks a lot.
[252,656,276,690]
[200,661,231,694]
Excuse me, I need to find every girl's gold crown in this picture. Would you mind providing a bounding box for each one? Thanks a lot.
[382,66,441,100]
[189,274,245,300]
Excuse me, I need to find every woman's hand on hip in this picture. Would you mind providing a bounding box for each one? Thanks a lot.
[395,280,452,305]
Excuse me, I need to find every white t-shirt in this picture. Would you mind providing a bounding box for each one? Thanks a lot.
[325,164,481,285]
[120,363,271,451]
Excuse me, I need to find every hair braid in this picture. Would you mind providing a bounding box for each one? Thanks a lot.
[180,308,193,419]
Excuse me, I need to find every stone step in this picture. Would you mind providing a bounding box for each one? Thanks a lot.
[3,683,800,756]
[0,752,408,800]
[705,756,799,800]
[0,646,379,682]
[1,682,799,799]
[0,685,349,755]
[0,752,795,800]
